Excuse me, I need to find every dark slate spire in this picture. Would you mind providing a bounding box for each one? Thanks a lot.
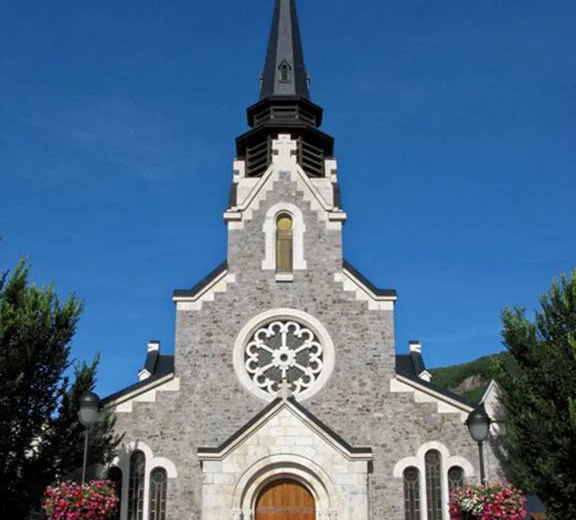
[260,0,310,99]
[235,0,334,178]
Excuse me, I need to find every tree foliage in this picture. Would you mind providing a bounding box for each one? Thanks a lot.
[495,270,576,520]
[0,261,121,519]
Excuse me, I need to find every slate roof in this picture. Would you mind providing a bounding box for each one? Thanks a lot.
[172,261,227,299]
[101,354,174,405]
[343,260,397,297]
[395,351,426,377]
[198,396,372,456]
[395,364,473,407]
[260,0,309,99]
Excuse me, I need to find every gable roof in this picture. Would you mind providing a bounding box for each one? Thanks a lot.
[172,261,227,299]
[343,260,397,297]
[198,397,372,461]
[102,354,174,405]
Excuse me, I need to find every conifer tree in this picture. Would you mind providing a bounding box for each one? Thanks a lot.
[496,270,576,520]
[0,261,121,518]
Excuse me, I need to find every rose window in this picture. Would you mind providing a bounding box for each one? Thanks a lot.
[244,320,324,396]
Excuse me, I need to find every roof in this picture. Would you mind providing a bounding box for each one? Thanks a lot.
[395,365,473,407]
[102,354,174,405]
[396,352,426,377]
[260,0,309,99]
[343,259,397,297]
[198,397,372,458]
[172,261,227,298]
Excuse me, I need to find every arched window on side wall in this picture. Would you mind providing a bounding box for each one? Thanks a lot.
[127,451,145,520]
[403,466,421,520]
[149,467,168,520]
[448,465,465,493]
[425,450,443,520]
[107,466,122,520]
[276,214,293,273]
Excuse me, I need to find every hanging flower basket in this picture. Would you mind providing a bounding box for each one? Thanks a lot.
[42,480,119,520]
[449,481,526,520]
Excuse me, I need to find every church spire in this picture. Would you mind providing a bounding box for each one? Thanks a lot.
[235,0,334,178]
[260,0,310,99]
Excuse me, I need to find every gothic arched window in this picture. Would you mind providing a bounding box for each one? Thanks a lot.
[276,214,293,273]
[106,466,122,520]
[149,467,168,520]
[279,61,291,82]
[127,451,145,520]
[425,450,443,520]
[403,467,421,520]
[448,465,465,493]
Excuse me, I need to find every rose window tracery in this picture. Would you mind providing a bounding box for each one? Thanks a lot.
[244,320,324,396]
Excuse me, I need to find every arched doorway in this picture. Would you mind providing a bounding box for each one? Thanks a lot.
[255,478,316,520]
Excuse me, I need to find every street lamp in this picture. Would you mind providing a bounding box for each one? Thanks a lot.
[466,404,491,485]
[78,392,100,484]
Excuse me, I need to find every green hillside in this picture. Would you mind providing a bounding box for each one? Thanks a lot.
[429,351,515,402]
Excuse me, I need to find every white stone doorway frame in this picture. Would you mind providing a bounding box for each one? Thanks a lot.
[231,454,339,520]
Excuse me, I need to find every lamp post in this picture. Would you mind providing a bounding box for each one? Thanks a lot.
[466,404,491,485]
[78,392,100,484]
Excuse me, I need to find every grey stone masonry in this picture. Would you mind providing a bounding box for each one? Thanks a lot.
[109,137,503,520]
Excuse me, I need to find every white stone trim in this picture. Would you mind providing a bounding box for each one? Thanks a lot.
[223,135,346,230]
[262,202,307,271]
[103,375,180,413]
[334,269,397,311]
[393,441,475,520]
[198,400,372,463]
[233,308,335,402]
[173,270,236,311]
[390,373,473,420]
[232,454,334,519]
[199,403,370,520]
[109,440,177,520]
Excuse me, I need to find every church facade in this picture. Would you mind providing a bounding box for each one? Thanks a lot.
[102,2,503,519]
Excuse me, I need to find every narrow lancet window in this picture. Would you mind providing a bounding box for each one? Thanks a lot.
[448,466,465,493]
[425,450,443,520]
[149,467,168,520]
[127,451,145,520]
[276,214,293,273]
[403,467,421,520]
[107,466,122,520]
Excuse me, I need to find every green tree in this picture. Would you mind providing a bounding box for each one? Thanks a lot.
[0,260,121,519]
[496,270,576,520]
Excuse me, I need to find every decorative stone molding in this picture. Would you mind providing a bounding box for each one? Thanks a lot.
[109,440,177,520]
[333,269,397,311]
[262,202,307,271]
[390,374,471,420]
[173,269,236,311]
[393,441,475,520]
[233,308,335,402]
[198,401,370,520]
[105,375,180,414]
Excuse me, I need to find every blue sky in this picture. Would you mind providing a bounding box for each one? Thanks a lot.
[1,0,575,397]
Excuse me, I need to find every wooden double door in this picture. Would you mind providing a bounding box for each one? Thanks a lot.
[255,479,316,520]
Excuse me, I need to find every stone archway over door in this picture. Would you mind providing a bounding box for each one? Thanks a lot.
[255,479,315,520]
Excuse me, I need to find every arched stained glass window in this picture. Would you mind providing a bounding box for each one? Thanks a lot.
[127,451,145,520]
[425,450,443,520]
[448,465,465,493]
[403,466,421,520]
[149,467,168,520]
[276,214,293,273]
[107,466,122,520]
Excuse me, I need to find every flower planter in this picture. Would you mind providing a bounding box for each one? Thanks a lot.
[449,481,526,520]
